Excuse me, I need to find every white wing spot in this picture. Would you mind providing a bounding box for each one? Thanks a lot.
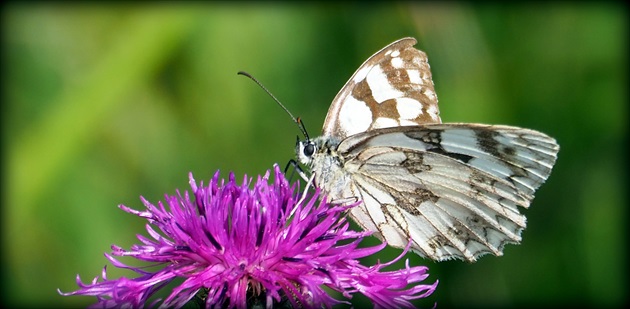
[367,65,403,103]
[426,104,439,120]
[391,50,400,57]
[372,117,398,129]
[425,89,436,101]
[353,66,370,83]
[391,56,404,68]
[339,96,372,136]
[407,69,423,85]
[396,98,422,119]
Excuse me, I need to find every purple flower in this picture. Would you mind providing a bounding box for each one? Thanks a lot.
[60,165,437,308]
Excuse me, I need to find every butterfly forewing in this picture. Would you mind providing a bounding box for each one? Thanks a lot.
[297,37,559,262]
[321,37,442,140]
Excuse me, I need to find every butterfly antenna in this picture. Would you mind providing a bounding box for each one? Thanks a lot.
[238,71,309,140]
[296,117,310,141]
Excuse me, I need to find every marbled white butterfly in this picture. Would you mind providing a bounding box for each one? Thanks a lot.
[296,37,559,262]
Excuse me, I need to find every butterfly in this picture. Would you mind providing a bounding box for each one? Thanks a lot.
[295,37,559,262]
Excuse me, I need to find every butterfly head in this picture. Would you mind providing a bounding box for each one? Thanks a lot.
[296,137,316,166]
[296,136,341,168]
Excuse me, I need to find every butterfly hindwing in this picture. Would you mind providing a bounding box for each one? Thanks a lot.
[336,124,558,261]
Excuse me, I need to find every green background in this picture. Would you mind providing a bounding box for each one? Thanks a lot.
[3,3,627,308]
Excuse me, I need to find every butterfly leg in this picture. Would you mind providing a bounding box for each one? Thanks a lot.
[296,173,315,208]
[328,196,359,207]
[284,172,316,219]
[284,159,308,180]
[283,159,316,216]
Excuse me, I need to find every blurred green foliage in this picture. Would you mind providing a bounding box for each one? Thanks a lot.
[2,3,627,308]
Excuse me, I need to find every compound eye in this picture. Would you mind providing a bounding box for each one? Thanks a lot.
[303,142,315,156]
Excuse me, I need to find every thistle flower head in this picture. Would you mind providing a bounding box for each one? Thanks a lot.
[60,165,437,308]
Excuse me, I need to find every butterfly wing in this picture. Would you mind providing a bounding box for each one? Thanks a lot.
[321,37,441,141]
[303,37,558,262]
[335,124,559,262]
